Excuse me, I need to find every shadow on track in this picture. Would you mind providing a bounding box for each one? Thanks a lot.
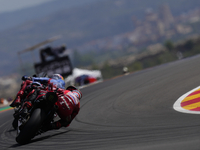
[9,130,70,148]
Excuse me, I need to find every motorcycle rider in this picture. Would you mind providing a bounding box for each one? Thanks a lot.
[42,85,82,131]
[10,74,65,107]
[10,74,82,131]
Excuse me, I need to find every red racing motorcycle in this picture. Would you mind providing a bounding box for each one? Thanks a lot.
[13,83,59,145]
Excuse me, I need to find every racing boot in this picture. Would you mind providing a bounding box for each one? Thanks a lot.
[10,90,24,107]
[41,121,62,133]
[10,96,21,107]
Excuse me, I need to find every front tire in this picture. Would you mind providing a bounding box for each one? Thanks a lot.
[16,108,45,145]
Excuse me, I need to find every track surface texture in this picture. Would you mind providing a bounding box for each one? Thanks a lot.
[1,55,200,150]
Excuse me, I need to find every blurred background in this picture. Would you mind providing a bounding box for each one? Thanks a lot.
[1,0,200,101]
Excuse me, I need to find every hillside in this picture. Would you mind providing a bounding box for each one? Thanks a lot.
[1,0,200,76]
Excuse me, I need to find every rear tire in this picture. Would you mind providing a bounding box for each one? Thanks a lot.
[16,108,46,145]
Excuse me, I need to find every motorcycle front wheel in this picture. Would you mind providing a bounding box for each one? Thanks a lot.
[16,108,46,145]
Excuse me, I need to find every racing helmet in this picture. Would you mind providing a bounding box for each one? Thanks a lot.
[51,74,65,89]
[67,86,82,100]
[51,74,64,81]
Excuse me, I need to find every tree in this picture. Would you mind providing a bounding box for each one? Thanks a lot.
[184,39,194,50]
[164,40,174,51]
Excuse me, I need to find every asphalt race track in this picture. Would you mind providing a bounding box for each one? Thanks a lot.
[1,55,200,150]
